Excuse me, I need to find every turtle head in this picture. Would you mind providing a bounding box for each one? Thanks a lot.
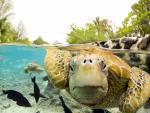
[69,54,108,106]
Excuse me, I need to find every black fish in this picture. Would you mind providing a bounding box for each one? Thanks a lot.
[92,109,111,113]
[59,96,72,113]
[30,76,46,103]
[2,90,31,107]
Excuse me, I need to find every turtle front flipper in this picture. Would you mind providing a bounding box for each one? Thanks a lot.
[44,48,72,89]
[119,67,150,113]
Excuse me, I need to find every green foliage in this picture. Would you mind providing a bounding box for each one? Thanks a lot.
[117,0,150,37]
[0,0,30,44]
[67,17,114,44]
[0,0,15,42]
[0,20,18,43]
[0,0,17,43]
[16,21,27,39]
[16,38,31,44]
[33,36,49,45]
[93,17,114,38]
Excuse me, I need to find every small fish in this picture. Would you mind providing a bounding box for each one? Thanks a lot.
[59,96,72,113]
[2,90,31,107]
[92,109,111,113]
[30,76,46,103]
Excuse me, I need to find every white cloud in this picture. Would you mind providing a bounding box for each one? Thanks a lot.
[11,0,138,44]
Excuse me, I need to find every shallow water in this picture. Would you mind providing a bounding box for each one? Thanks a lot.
[0,45,46,89]
[0,45,94,113]
[0,45,149,113]
[0,45,51,113]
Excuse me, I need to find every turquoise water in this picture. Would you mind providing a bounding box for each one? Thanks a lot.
[0,45,46,87]
[0,45,113,113]
[0,45,149,113]
[0,45,52,113]
[0,45,45,69]
[0,45,95,113]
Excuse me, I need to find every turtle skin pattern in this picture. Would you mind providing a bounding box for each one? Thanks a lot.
[119,67,150,113]
[45,48,72,89]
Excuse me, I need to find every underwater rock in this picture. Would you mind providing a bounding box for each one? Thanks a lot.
[115,52,150,73]
[136,106,150,113]
[36,111,40,113]
[43,79,61,106]
[144,98,150,109]
[3,104,11,109]
[44,80,60,96]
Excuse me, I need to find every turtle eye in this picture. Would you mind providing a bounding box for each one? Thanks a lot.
[100,60,107,70]
[69,64,74,72]
[102,61,106,69]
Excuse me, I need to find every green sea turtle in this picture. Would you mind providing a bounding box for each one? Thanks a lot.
[44,44,150,113]
[24,62,44,74]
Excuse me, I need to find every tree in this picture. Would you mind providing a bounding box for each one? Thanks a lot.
[15,21,31,44]
[0,0,12,18]
[117,0,150,37]
[0,0,30,43]
[0,18,18,42]
[16,37,31,44]
[93,17,114,38]
[33,36,49,45]
[67,17,114,44]
[0,0,17,43]
[16,21,27,39]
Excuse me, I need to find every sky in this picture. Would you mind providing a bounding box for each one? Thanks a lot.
[11,0,138,44]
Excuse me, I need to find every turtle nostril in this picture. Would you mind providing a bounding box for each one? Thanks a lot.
[83,59,86,63]
[89,59,92,63]
[83,59,93,63]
